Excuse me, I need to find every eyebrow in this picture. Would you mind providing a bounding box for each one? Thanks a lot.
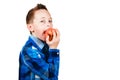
[40,17,52,19]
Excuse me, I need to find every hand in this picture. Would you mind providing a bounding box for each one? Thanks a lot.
[45,28,60,49]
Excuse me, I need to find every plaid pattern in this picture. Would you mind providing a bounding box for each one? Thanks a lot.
[19,35,60,80]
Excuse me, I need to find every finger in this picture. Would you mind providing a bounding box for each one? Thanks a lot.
[46,35,50,42]
[52,30,57,40]
[55,29,60,38]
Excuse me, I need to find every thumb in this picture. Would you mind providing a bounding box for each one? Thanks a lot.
[46,35,49,43]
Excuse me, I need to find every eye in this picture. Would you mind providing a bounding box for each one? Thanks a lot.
[49,20,52,23]
[40,20,45,23]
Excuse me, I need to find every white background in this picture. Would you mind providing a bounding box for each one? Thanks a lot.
[0,0,120,80]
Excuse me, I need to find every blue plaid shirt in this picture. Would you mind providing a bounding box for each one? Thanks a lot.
[19,35,60,80]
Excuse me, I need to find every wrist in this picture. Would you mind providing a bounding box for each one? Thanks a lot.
[49,49,60,53]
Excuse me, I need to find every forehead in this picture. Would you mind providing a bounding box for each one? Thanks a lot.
[34,9,51,19]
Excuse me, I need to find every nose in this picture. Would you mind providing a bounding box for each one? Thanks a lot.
[47,23,50,27]
[46,21,52,27]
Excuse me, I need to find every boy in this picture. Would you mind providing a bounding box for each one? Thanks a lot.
[19,3,60,80]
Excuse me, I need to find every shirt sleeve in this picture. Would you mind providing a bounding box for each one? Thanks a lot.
[48,49,60,79]
[22,46,60,79]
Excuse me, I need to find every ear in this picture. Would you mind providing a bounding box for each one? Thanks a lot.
[27,24,34,32]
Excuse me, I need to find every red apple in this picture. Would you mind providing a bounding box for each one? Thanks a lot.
[44,28,56,41]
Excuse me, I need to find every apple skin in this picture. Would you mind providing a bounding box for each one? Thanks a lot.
[44,28,56,41]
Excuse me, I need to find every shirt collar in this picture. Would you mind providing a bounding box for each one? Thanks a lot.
[30,35,45,49]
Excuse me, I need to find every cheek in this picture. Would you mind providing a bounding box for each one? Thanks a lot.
[35,29,43,37]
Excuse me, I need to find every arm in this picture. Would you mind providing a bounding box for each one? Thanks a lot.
[46,28,60,79]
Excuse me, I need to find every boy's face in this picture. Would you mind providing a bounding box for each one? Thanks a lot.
[28,9,53,41]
